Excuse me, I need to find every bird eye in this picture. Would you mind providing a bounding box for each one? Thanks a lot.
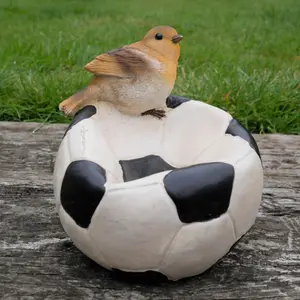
[155,33,163,40]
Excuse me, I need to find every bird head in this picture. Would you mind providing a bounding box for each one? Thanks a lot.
[142,25,183,62]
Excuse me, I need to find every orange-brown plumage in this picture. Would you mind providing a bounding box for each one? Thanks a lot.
[59,25,183,118]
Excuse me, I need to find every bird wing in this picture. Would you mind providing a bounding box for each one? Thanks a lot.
[84,46,149,78]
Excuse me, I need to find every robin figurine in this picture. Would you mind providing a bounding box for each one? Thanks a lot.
[59,25,183,119]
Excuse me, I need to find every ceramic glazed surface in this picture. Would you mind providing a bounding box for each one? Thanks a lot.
[53,96,263,280]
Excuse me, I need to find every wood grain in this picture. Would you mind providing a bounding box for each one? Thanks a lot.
[0,122,299,300]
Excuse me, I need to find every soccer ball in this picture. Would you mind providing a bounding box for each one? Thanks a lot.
[53,96,263,281]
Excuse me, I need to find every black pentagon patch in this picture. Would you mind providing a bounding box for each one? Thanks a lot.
[119,155,175,182]
[63,105,96,138]
[163,162,234,223]
[226,118,261,159]
[166,94,190,109]
[61,160,106,228]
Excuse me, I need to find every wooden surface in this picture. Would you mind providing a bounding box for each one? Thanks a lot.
[0,121,299,300]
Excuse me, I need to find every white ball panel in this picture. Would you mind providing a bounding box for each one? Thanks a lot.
[194,135,252,165]
[92,102,165,161]
[161,101,232,167]
[66,119,87,160]
[160,213,236,281]
[88,181,182,271]
[78,118,123,183]
[66,118,121,183]
[59,206,110,269]
[107,170,170,190]
[53,137,70,212]
[229,151,263,239]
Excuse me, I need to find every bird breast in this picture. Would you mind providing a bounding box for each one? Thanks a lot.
[113,73,173,115]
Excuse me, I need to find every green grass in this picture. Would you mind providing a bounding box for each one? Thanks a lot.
[0,0,299,133]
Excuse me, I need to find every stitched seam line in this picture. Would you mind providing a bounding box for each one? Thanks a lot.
[87,228,112,269]
[157,182,183,270]
[191,132,228,164]
[107,171,173,192]
[227,210,237,241]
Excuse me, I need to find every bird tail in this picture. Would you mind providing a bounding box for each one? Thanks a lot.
[59,85,98,117]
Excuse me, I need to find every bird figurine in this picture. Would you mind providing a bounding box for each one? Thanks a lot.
[59,25,183,119]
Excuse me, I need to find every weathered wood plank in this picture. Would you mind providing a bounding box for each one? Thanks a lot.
[0,121,300,299]
[1,122,299,189]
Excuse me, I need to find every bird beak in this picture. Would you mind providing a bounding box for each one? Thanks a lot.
[172,34,183,44]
